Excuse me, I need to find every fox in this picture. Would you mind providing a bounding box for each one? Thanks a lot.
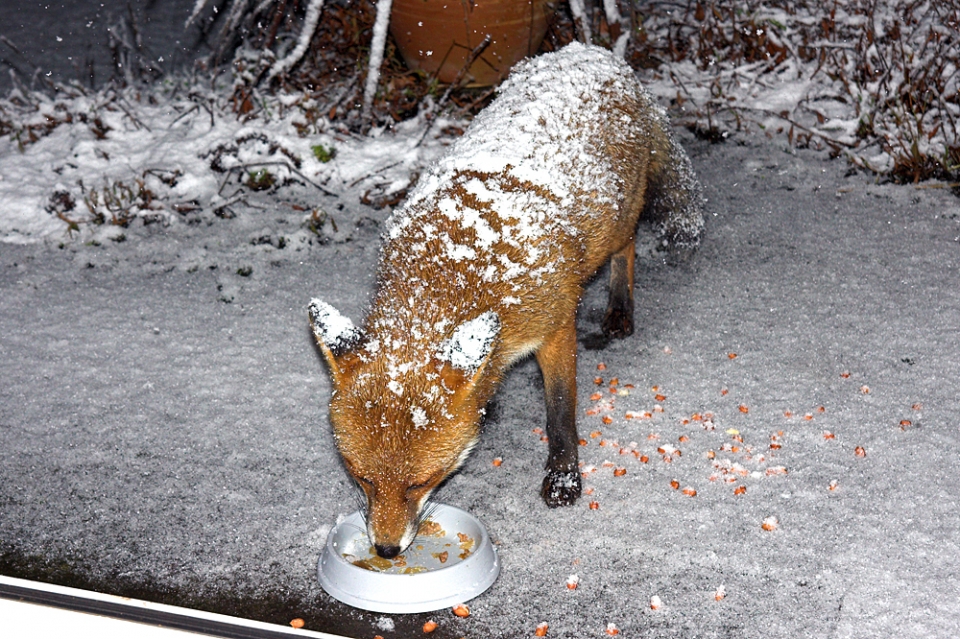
[309,42,704,559]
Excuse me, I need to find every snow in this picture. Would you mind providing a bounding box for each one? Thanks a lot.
[438,312,500,374]
[2,18,960,639]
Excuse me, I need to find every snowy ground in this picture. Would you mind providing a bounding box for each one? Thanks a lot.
[3,109,960,637]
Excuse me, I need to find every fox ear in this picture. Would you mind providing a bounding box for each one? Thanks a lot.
[308,299,363,383]
[436,312,500,397]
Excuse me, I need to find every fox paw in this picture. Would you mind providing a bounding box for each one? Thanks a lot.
[602,308,634,339]
[541,470,582,507]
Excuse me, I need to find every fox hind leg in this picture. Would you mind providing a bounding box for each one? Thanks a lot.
[536,319,583,507]
[602,236,636,339]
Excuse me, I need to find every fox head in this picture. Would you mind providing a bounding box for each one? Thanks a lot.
[309,299,500,558]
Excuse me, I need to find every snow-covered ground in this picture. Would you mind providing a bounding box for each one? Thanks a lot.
[2,11,960,637]
[3,117,960,637]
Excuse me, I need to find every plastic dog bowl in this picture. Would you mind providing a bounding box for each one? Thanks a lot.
[317,504,500,613]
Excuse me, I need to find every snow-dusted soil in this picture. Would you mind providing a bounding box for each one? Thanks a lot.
[2,129,960,638]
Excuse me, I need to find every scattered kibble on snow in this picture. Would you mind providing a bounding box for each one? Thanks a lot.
[855,446,867,457]
[452,604,470,617]
[289,618,305,629]
[762,516,779,531]
[650,595,663,610]
[606,622,620,635]
[535,622,549,636]
[714,585,726,601]
[422,620,438,633]
[566,574,580,590]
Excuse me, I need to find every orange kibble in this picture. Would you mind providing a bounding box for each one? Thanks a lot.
[423,621,438,633]
[649,595,663,610]
[566,574,580,590]
[602,415,613,425]
[655,393,667,402]
[609,377,619,386]
[734,485,746,495]
[682,487,697,497]
[912,403,922,410]
[597,363,607,371]
[761,516,779,531]
[817,406,826,413]
[606,622,620,635]
[766,466,788,476]
[714,585,726,601]
[823,431,835,440]
[540,436,549,442]
[584,487,594,495]
[585,407,601,416]
[594,376,604,385]
[290,618,305,629]
[590,430,602,438]
[803,413,814,421]
[769,442,782,450]
[589,501,600,510]
[721,388,729,396]
[783,410,793,418]
[731,433,744,443]
[678,435,690,443]
[452,604,470,618]
[728,352,738,359]
[532,427,544,435]
[639,454,649,463]
[613,467,627,477]
[840,371,851,378]
[590,392,603,401]
[860,385,870,394]
[738,404,749,414]
[828,479,839,491]
[855,446,866,457]
[706,450,716,459]
[578,438,588,446]
[535,622,549,636]
[899,419,912,428]
[492,457,502,467]
[670,479,680,490]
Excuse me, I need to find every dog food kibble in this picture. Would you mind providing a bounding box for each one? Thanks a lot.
[289,618,305,629]
[589,501,600,510]
[535,622,549,636]
[714,585,726,601]
[606,622,620,635]
[452,604,470,618]
[492,457,502,467]
[422,620,438,633]
[670,479,680,490]
[855,446,866,457]
[650,595,663,610]
[762,516,779,531]
[566,574,580,590]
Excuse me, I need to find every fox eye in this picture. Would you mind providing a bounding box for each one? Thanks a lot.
[405,469,447,497]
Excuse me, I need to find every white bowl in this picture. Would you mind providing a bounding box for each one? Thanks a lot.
[317,503,500,613]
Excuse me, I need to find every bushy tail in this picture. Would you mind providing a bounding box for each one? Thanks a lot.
[644,128,705,248]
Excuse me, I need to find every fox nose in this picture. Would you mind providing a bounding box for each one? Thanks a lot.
[375,544,402,559]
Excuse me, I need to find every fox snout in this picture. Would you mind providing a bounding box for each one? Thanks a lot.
[359,483,424,558]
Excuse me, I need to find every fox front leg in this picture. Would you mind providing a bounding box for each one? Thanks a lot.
[535,319,582,507]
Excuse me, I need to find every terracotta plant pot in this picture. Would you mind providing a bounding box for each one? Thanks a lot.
[389,0,557,87]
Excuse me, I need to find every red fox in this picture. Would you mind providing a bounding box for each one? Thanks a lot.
[310,42,703,558]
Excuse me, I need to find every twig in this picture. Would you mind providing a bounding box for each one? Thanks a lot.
[413,34,492,148]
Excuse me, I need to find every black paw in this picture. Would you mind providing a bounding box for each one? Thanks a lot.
[601,307,634,339]
[541,469,582,507]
